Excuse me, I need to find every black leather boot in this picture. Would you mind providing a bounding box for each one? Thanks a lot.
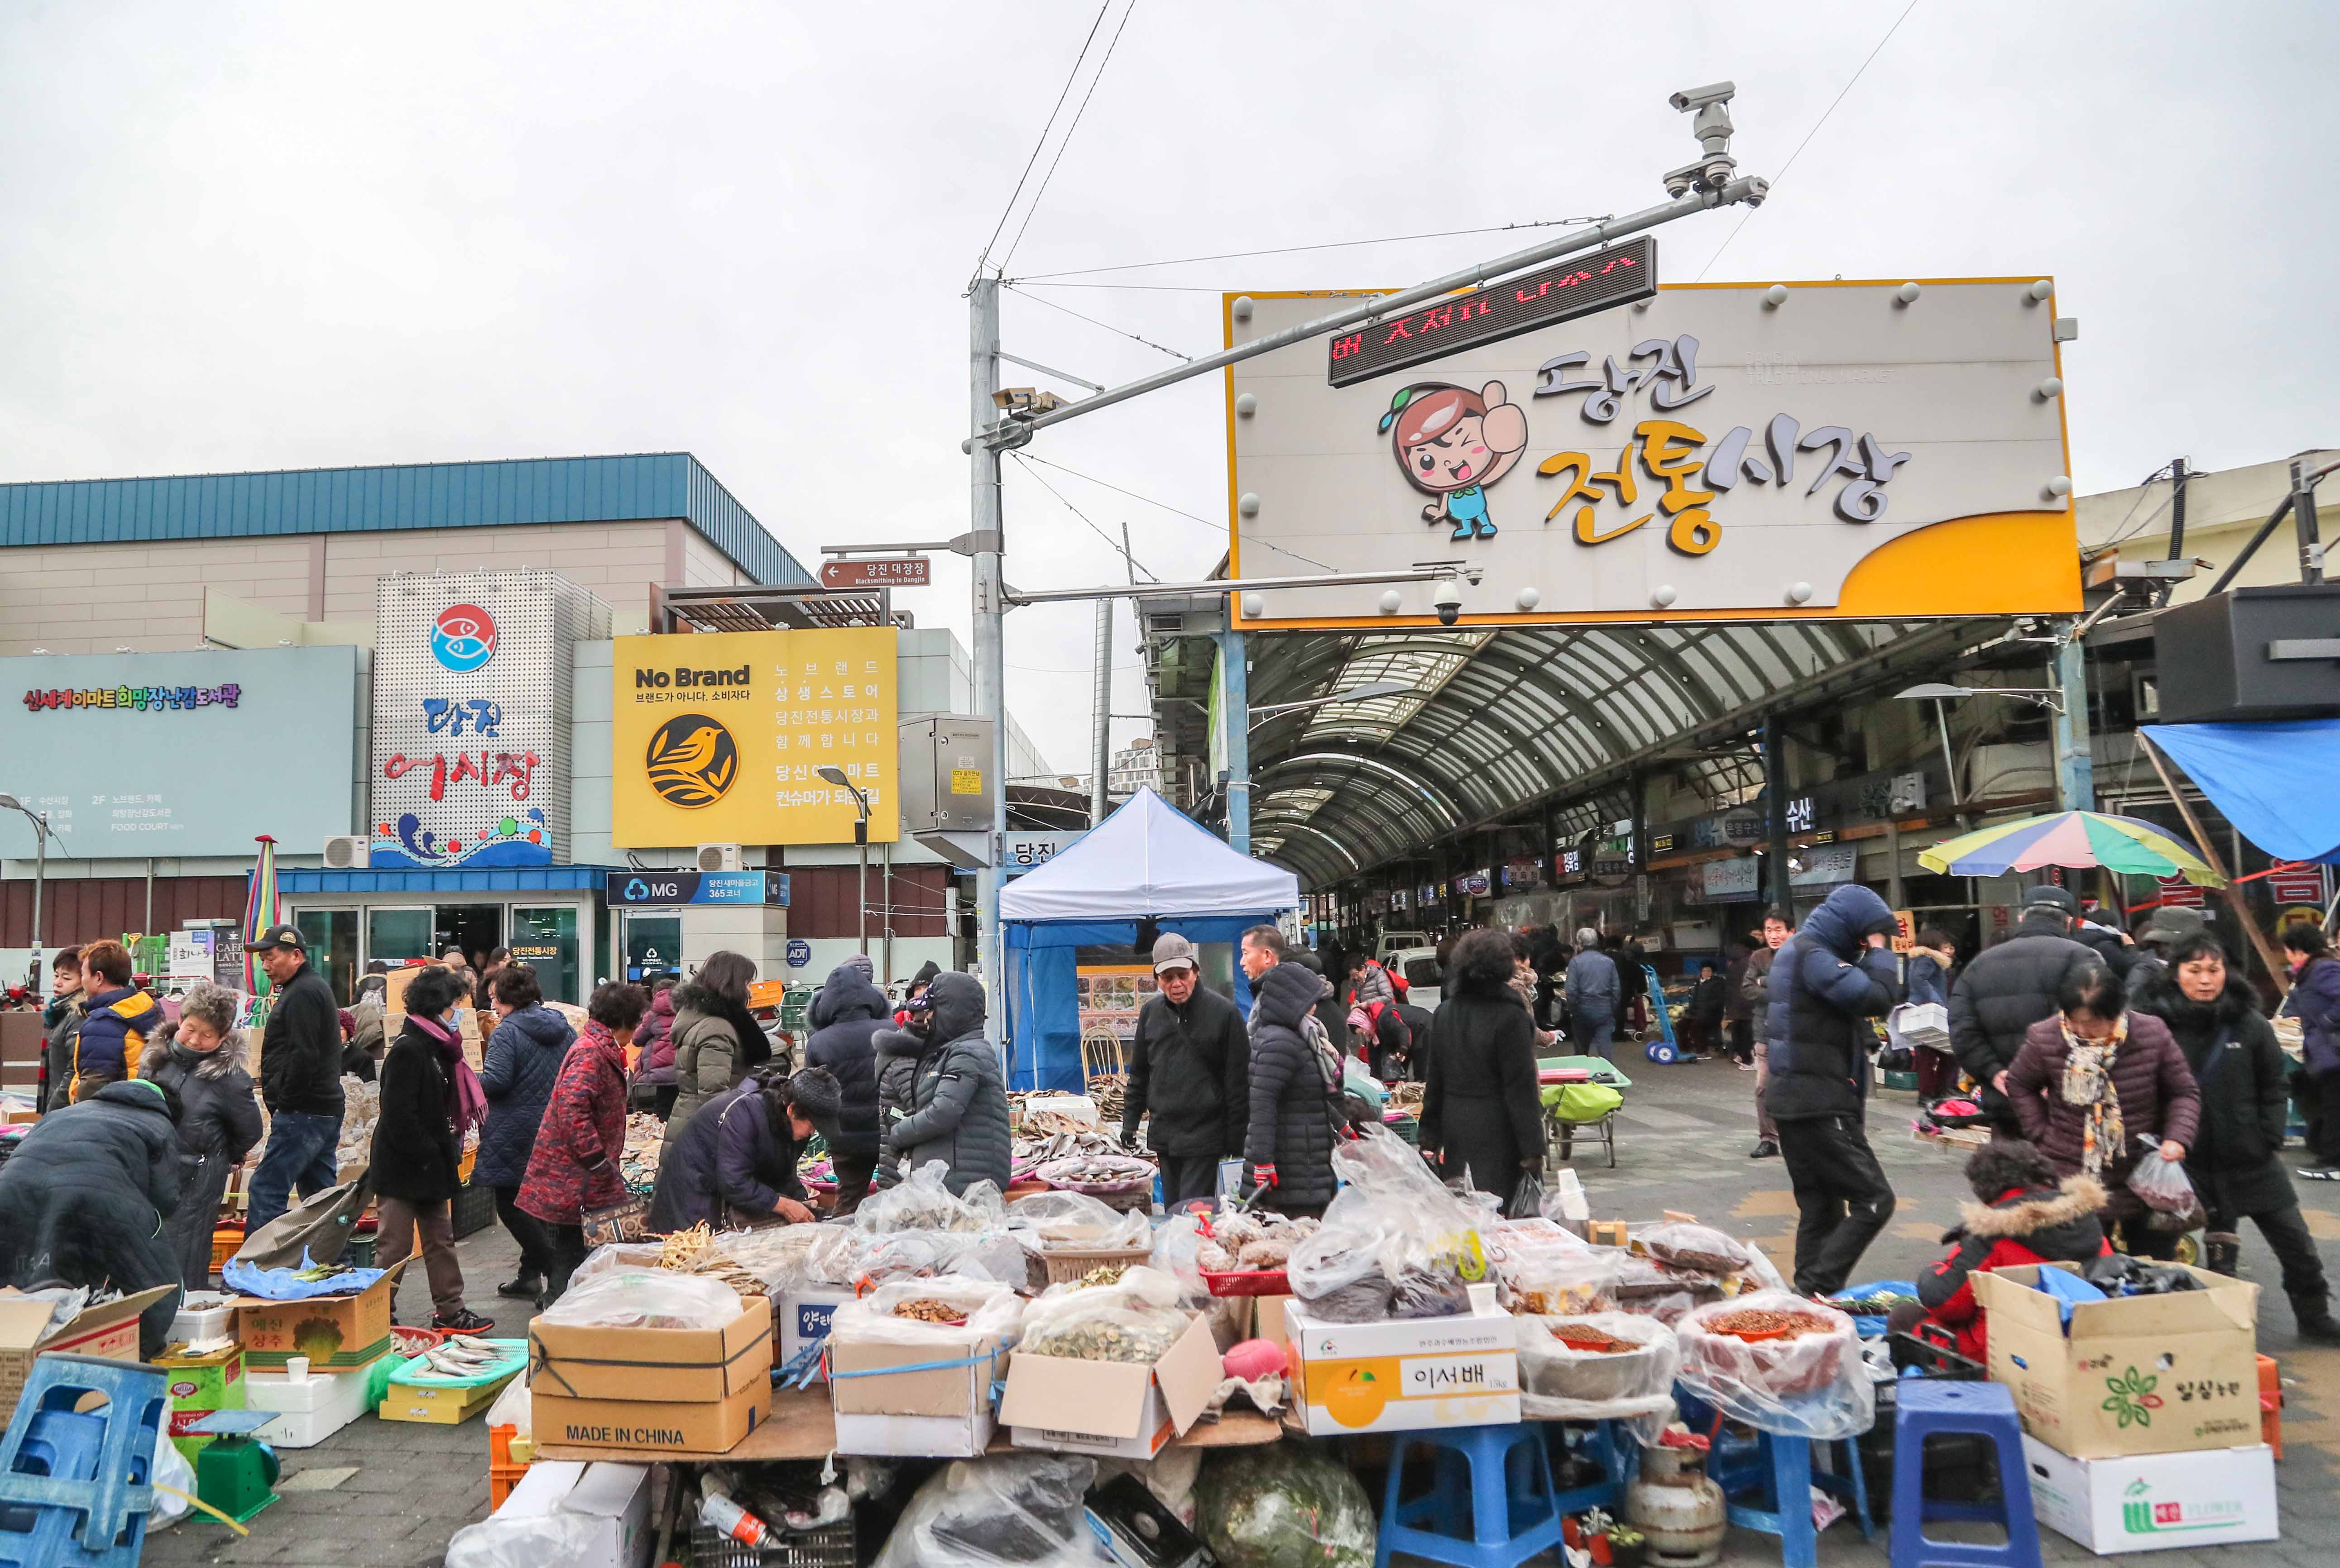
[2204,1232,2243,1276]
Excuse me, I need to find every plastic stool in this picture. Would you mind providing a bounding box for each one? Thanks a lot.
[1889,1381,2041,1568]
[1708,1427,1874,1568]
[0,1353,170,1566]
[1378,1422,1565,1568]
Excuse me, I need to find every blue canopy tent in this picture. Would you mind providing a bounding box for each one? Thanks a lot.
[2142,719,2340,864]
[997,788,1301,1091]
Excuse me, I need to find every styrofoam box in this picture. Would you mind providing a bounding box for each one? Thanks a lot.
[245,1358,384,1448]
[168,1296,236,1345]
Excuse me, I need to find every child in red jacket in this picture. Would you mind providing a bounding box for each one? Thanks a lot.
[1892,1139,2112,1360]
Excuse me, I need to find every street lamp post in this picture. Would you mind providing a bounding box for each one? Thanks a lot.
[0,794,51,985]
[817,767,873,957]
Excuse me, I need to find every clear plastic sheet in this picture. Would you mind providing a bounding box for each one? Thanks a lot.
[805,1224,1031,1290]
[1497,1249,1624,1316]
[1636,1222,1755,1275]
[1004,1190,1152,1252]
[537,1269,743,1330]
[1019,1265,1192,1363]
[1673,1291,1874,1439]
[1193,1443,1375,1568]
[1286,1125,1487,1319]
[1150,1213,1208,1300]
[444,1513,606,1568]
[856,1160,1005,1233]
[1514,1311,1680,1440]
[873,1453,1102,1568]
[569,1242,667,1286]
[716,1223,830,1296]
[2127,1151,2200,1214]
[827,1278,1027,1349]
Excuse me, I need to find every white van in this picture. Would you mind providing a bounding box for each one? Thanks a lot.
[1376,929,1432,963]
[1386,946,1443,1010]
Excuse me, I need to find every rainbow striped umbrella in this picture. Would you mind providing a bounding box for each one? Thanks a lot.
[1918,811,2225,888]
[245,833,281,996]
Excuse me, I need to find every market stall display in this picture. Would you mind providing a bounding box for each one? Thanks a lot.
[1514,1311,1678,1438]
[1672,1291,1873,1439]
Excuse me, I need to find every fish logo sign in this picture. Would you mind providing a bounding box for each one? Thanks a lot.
[646,714,738,808]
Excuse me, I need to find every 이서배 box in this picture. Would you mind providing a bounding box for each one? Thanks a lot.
[1974,1263,2259,1460]
[999,1313,1221,1460]
[2022,1436,2276,1554]
[1285,1295,1520,1436]
[527,1302,772,1404]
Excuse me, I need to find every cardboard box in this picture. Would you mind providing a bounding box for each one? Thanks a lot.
[2022,1436,2277,1554]
[532,1382,766,1455]
[1974,1263,2259,1459]
[1285,1296,1520,1435]
[829,1328,1008,1458]
[780,1287,856,1379]
[0,1284,177,1413]
[493,1459,655,1568]
[231,1267,400,1369]
[156,1342,246,1460]
[1001,1314,1220,1459]
[528,1302,772,1403]
[1584,1220,1628,1248]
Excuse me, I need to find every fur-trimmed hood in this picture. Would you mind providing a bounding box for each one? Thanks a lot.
[1957,1175,2108,1241]
[161,1028,249,1081]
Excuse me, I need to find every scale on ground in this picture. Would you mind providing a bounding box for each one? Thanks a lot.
[187,1409,282,1524]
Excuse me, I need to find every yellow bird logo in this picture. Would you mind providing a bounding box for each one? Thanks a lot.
[646,714,738,808]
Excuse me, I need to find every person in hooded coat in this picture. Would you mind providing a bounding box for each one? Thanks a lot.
[1419,928,1544,1211]
[1893,1139,2112,1360]
[373,965,492,1333]
[141,983,262,1291]
[0,1075,184,1356]
[876,972,1011,1196]
[649,1066,841,1230]
[478,963,575,1304]
[522,982,649,1302]
[629,976,680,1115]
[2130,934,2340,1341]
[660,951,769,1167]
[1242,960,1340,1217]
[1766,882,1904,1296]
[1948,886,2102,1135]
[805,957,891,1213]
[2281,922,2340,1180]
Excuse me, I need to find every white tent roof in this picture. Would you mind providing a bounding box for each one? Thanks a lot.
[997,787,1299,923]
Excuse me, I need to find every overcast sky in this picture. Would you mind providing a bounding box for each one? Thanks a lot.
[2,1,2330,775]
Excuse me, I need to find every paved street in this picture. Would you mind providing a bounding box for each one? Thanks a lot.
[143,1058,2340,1567]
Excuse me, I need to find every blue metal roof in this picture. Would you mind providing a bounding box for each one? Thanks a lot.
[280,866,618,894]
[0,453,813,587]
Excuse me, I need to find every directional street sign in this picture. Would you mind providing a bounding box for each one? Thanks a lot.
[820,557,931,589]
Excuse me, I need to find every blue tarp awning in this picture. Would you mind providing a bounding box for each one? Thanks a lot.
[2142,719,2340,864]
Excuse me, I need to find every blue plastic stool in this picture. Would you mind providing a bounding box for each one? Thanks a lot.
[1707,1426,1874,1568]
[1377,1422,1566,1568]
[1889,1381,2042,1568]
[0,1353,170,1567]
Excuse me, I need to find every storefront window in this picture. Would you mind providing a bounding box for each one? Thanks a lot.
[623,915,681,983]
[511,906,580,1005]
[367,907,434,967]
[295,909,360,1003]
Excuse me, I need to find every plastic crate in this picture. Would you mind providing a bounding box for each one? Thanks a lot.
[488,1422,531,1512]
[689,1521,854,1568]
[451,1180,497,1239]
[344,1234,378,1267]
[210,1225,245,1270]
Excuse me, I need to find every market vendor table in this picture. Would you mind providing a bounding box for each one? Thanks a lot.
[536,1384,1289,1464]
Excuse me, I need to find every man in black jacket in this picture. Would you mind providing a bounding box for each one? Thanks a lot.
[247,924,349,1233]
[1767,884,1903,1296]
[805,957,892,1214]
[1121,934,1250,1208]
[1948,887,2100,1134]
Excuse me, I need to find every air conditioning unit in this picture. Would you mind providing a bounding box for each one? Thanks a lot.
[322,835,369,870]
[696,843,743,872]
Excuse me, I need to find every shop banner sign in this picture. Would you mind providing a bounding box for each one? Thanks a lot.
[612,628,899,849]
[1003,832,1085,877]
[1226,277,2077,628]
[2266,867,2328,905]
[1701,857,1762,899]
[1789,842,1861,888]
[0,647,359,859]
[2154,875,2206,909]
[604,870,790,907]
[372,572,603,868]
[1454,870,1492,898]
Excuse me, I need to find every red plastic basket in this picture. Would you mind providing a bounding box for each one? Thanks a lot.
[1200,1268,1290,1298]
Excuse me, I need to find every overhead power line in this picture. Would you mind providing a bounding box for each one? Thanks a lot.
[1693,0,1923,282]
[1004,283,1191,362]
[1010,214,1612,282]
[970,1,1114,283]
[997,0,1141,273]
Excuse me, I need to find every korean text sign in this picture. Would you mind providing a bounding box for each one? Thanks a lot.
[0,647,359,858]
[611,628,900,848]
[1227,277,2079,627]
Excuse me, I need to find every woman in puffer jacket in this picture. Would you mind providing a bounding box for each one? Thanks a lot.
[2004,962,2200,1259]
[141,983,263,1291]
[1892,1139,2110,1359]
[658,952,769,1167]
[629,977,680,1116]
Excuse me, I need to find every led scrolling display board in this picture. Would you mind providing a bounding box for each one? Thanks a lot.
[1326,236,1659,387]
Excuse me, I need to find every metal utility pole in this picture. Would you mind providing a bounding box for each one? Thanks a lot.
[2166,457,2188,560]
[1089,599,1112,825]
[2051,625,2095,813]
[2296,454,2326,584]
[970,276,1008,1047]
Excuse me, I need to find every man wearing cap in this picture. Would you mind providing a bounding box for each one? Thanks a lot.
[246,923,350,1233]
[2132,905,2209,979]
[1122,933,1252,1208]
[1948,887,2102,1134]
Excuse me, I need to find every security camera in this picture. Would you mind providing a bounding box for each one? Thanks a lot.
[1669,81,1736,114]
[1433,577,1463,627]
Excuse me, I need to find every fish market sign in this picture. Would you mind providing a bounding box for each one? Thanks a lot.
[1228,277,2078,626]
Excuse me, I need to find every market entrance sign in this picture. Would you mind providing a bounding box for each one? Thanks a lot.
[820,557,931,590]
[1228,276,2079,627]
